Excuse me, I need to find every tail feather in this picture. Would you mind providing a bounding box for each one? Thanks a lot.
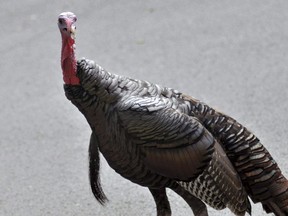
[261,175,288,216]
[185,98,288,215]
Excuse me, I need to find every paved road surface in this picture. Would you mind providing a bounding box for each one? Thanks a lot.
[1,1,288,215]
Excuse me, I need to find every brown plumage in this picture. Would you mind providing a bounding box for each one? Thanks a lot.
[58,12,288,216]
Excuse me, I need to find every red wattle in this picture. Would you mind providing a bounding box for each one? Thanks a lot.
[63,76,80,85]
[61,37,79,85]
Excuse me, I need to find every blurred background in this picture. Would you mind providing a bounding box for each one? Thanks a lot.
[1,0,288,215]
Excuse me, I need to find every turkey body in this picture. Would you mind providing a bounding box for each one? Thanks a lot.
[64,58,288,216]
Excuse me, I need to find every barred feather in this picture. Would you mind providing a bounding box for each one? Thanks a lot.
[64,58,288,216]
[183,95,288,215]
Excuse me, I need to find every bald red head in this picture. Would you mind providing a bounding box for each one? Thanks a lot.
[58,12,79,85]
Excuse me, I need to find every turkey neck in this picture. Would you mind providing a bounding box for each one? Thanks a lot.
[60,34,80,85]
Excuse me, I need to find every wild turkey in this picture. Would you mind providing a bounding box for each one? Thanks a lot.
[58,12,288,216]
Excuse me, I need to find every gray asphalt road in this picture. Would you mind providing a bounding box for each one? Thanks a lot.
[1,1,288,215]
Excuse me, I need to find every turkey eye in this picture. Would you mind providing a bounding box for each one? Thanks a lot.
[63,28,67,31]
[58,18,63,25]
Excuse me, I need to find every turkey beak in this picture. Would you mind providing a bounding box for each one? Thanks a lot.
[70,25,76,39]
